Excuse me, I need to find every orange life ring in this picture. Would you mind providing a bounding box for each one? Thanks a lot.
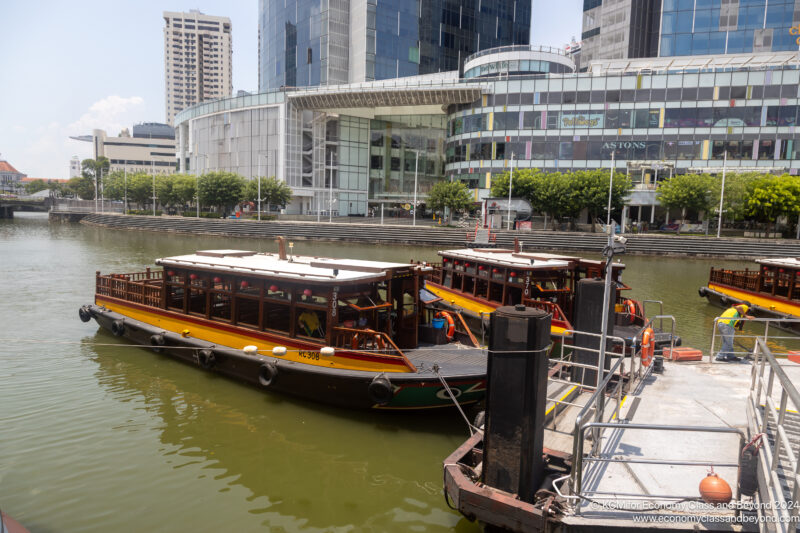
[625,299,637,323]
[641,327,654,367]
[435,311,456,340]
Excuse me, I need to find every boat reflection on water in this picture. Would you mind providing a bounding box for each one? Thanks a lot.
[88,330,478,532]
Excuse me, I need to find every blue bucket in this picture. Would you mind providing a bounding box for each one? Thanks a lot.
[432,317,445,329]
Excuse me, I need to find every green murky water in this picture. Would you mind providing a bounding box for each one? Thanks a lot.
[0,213,794,531]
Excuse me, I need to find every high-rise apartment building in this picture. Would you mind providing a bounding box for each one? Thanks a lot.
[581,0,800,66]
[257,0,531,91]
[164,10,232,124]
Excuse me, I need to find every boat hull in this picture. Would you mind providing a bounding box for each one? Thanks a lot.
[83,304,486,410]
[700,285,800,334]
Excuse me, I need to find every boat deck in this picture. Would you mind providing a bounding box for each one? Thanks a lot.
[561,359,800,531]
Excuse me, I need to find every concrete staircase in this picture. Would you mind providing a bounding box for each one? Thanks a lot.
[80,214,800,258]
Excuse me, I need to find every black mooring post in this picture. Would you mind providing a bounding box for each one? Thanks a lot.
[483,305,551,503]
[570,278,616,386]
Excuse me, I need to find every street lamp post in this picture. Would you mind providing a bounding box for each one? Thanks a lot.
[507,152,514,230]
[716,150,727,239]
[413,150,419,227]
[257,152,268,221]
[151,160,156,216]
[329,150,334,223]
[100,167,104,213]
[124,162,128,214]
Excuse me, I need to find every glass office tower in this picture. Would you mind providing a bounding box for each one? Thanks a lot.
[659,0,800,56]
[258,0,531,91]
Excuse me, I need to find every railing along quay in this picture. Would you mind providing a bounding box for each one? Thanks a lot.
[78,214,800,258]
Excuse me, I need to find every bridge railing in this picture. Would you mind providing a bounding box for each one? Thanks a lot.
[52,199,124,213]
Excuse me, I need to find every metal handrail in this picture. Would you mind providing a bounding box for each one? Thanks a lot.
[709,316,800,362]
[749,338,800,525]
[570,422,745,513]
[641,299,663,327]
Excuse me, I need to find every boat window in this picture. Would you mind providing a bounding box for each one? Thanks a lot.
[235,296,260,328]
[264,301,290,334]
[237,278,260,296]
[189,273,207,288]
[265,283,289,301]
[189,287,207,315]
[210,292,232,321]
[298,288,327,307]
[477,264,489,277]
[210,276,232,292]
[296,307,326,339]
[167,283,185,311]
[165,270,184,284]
[443,273,452,287]
[491,267,504,281]
[463,274,475,294]
[489,281,503,302]
[475,278,489,299]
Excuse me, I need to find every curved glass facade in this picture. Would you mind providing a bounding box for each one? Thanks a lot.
[464,59,572,78]
[446,67,800,188]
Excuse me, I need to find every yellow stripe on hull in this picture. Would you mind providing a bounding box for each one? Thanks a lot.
[426,284,570,337]
[96,296,409,373]
[708,283,800,317]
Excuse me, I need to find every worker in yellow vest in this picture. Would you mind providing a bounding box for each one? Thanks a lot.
[716,302,752,362]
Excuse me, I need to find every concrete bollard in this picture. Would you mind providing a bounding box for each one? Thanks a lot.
[570,278,616,386]
[483,304,551,503]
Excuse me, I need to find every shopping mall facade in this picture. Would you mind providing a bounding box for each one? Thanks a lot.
[174,46,800,218]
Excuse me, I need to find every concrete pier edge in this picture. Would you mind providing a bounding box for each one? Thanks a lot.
[74,213,800,259]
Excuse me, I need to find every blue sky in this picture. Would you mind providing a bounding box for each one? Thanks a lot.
[0,1,581,179]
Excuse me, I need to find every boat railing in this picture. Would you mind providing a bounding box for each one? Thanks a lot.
[709,316,800,362]
[331,326,417,371]
[709,268,760,291]
[522,298,570,326]
[748,337,800,526]
[563,423,746,513]
[96,270,163,307]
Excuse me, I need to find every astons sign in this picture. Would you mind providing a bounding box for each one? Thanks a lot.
[602,141,646,150]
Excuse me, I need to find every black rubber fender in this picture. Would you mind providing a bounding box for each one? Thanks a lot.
[78,306,92,323]
[720,295,730,306]
[258,362,278,387]
[473,410,486,430]
[368,375,394,405]
[198,349,216,369]
[149,334,166,353]
[698,287,707,298]
[111,319,125,337]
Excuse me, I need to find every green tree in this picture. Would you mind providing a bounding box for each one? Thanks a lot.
[571,170,633,232]
[243,176,293,215]
[66,176,95,200]
[81,157,110,193]
[103,170,126,201]
[745,175,800,235]
[198,171,246,215]
[489,168,538,200]
[24,179,48,195]
[720,171,761,223]
[656,173,718,234]
[427,181,474,224]
[126,172,157,209]
[532,172,575,229]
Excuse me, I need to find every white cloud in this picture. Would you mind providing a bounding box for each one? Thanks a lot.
[13,95,146,179]
[67,95,145,137]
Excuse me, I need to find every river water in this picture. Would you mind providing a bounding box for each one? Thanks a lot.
[0,213,794,532]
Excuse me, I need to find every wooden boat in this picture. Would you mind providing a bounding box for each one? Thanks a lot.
[79,243,486,410]
[700,258,800,333]
[422,248,676,349]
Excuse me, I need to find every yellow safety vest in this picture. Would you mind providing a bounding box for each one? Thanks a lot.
[719,307,742,327]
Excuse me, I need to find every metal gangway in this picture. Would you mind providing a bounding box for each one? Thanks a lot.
[546,316,800,531]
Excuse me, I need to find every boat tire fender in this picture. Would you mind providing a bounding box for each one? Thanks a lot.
[258,362,278,387]
[698,287,708,298]
[368,375,393,405]
[720,296,730,306]
[111,319,125,337]
[78,306,92,323]
[473,410,486,430]
[738,445,760,496]
[150,334,166,353]
[198,349,216,369]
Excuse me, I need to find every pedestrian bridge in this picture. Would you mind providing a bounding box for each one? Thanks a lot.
[0,196,50,218]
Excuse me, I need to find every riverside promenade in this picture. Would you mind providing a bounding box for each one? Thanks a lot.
[75,213,800,259]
